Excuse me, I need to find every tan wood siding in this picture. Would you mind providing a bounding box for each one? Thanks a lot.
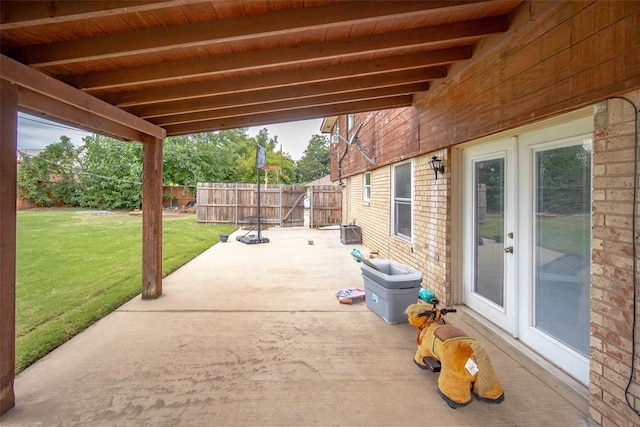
[331,1,640,181]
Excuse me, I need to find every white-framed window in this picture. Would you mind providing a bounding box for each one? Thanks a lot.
[331,120,341,145]
[392,161,413,240]
[347,113,355,131]
[363,172,371,202]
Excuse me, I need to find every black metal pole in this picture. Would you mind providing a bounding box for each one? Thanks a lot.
[256,167,261,239]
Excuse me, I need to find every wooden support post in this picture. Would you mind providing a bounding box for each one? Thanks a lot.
[0,79,18,415]
[142,137,163,299]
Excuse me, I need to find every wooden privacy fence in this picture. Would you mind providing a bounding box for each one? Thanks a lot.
[196,183,306,227]
[196,183,343,228]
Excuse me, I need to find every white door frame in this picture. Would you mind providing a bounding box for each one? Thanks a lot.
[462,137,518,335]
[455,108,593,385]
[516,119,593,385]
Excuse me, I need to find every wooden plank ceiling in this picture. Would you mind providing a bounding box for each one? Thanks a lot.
[0,0,522,139]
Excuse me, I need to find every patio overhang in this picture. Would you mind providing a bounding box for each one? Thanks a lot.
[0,0,524,415]
[0,55,165,142]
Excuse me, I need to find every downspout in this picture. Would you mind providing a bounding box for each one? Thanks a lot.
[337,140,349,187]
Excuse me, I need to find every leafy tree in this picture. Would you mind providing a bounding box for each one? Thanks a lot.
[17,136,81,206]
[476,158,504,214]
[295,134,330,183]
[264,150,296,184]
[233,128,296,184]
[162,135,201,188]
[17,127,307,210]
[76,135,143,209]
[253,128,277,152]
[163,133,238,189]
[536,144,591,215]
[188,129,253,183]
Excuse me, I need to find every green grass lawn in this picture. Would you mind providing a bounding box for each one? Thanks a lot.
[16,209,235,373]
[478,215,589,255]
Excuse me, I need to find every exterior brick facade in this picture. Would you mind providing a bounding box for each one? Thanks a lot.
[590,92,640,426]
[336,87,640,427]
[330,2,640,426]
[341,147,450,304]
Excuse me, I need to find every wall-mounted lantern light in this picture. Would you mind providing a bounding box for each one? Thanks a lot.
[429,155,445,180]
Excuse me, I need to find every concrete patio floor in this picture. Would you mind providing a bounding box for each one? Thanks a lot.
[2,226,590,426]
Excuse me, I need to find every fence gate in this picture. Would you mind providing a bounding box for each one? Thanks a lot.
[309,185,342,228]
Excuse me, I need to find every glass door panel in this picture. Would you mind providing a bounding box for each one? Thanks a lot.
[474,158,505,307]
[534,142,591,356]
[463,139,514,332]
[517,115,593,385]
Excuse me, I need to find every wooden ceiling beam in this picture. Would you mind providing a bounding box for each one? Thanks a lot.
[19,1,478,67]
[128,67,444,119]
[69,16,508,90]
[163,96,414,135]
[0,1,184,29]
[0,54,165,140]
[18,88,148,142]
[151,82,430,126]
[104,47,471,107]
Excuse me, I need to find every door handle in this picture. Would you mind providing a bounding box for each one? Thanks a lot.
[504,246,514,254]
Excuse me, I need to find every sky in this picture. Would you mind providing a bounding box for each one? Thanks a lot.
[17,113,325,161]
[17,113,91,150]
[247,119,324,160]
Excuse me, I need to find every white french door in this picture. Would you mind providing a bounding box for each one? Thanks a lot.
[462,113,593,385]
[463,137,517,333]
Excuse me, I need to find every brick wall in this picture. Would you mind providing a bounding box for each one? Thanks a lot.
[16,197,35,211]
[342,130,451,304]
[162,185,195,208]
[330,108,417,182]
[590,89,640,426]
[332,1,640,182]
[331,2,640,424]
[414,150,450,304]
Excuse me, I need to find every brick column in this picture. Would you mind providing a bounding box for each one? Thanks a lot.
[590,90,640,426]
